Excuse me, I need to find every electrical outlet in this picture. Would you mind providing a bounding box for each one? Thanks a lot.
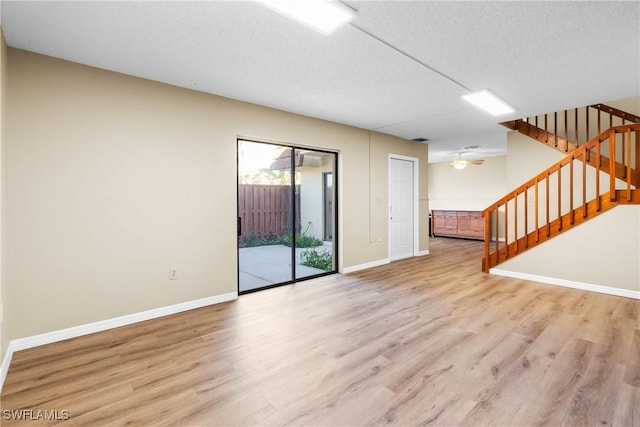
[169,268,177,280]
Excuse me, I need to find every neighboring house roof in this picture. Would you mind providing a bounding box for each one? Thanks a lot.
[270,149,304,171]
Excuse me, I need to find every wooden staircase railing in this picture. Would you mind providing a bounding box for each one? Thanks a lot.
[502,104,640,187]
[502,103,640,153]
[482,123,640,272]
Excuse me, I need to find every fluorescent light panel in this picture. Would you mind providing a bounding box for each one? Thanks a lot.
[462,90,515,116]
[256,0,355,35]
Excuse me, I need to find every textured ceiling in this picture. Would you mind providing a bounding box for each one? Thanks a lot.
[1,1,639,163]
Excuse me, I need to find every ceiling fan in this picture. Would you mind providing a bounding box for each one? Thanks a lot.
[449,146,485,169]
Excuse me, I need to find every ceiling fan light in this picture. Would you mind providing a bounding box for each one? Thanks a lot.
[453,160,467,170]
[462,89,515,116]
[256,0,356,35]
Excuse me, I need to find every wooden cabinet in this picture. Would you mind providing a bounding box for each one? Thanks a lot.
[432,210,484,240]
[433,210,457,236]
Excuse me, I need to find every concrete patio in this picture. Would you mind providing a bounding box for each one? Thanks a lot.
[239,244,333,292]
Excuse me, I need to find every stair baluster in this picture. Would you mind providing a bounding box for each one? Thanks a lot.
[483,124,640,272]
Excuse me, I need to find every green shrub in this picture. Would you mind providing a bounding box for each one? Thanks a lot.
[295,234,323,248]
[239,233,282,248]
[280,233,322,248]
[300,249,333,271]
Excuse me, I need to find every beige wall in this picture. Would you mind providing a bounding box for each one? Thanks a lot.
[429,155,507,211]
[5,49,428,342]
[497,205,640,292]
[0,28,6,360]
[507,132,565,191]
[370,135,429,255]
[607,96,640,118]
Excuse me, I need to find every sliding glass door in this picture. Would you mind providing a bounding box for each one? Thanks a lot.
[237,140,337,293]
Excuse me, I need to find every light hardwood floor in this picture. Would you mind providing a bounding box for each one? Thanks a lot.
[2,238,639,426]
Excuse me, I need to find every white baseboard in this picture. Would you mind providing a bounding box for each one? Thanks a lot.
[343,251,430,274]
[490,269,640,300]
[0,291,237,392]
[342,258,390,274]
[0,341,16,395]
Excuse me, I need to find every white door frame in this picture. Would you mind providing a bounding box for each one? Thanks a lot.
[388,154,420,260]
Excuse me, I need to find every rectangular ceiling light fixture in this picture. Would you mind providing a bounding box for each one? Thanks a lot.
[256,0,356,35]
[462,89,515,116]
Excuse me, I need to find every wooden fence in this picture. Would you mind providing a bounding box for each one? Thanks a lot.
[238,184,300,244]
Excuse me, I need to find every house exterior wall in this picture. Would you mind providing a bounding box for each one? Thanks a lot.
[299,154,334,242]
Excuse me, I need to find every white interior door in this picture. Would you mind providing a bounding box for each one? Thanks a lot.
[389,157,415,261]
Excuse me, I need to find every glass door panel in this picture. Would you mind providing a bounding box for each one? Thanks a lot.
[295,150,336,280]
[238,140,293,292]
